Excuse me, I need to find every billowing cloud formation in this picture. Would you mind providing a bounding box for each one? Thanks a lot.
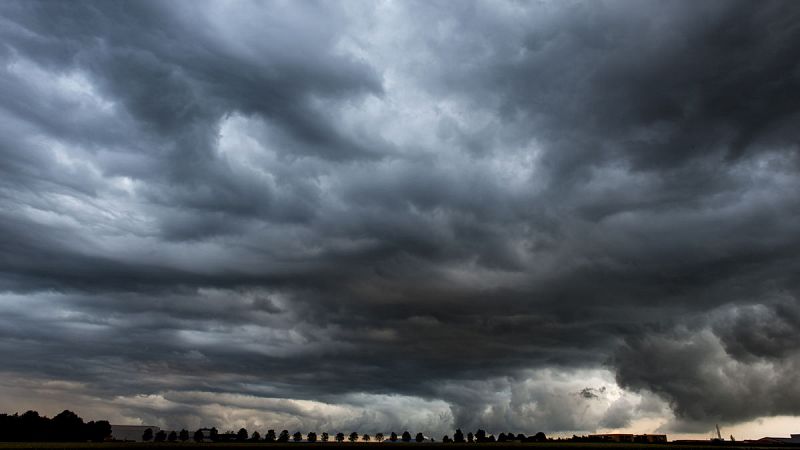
[615,299,800,427]
[1,0,799,437]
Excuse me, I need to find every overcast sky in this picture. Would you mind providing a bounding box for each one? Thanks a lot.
[1,0,799,440]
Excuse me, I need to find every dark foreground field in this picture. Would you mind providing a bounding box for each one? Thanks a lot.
[0,444,797,450]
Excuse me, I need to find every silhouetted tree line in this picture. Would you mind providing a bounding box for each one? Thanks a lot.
[170,426,549,444]
[0,410,110,442]
[447,429,549,444]
[1,410,555,444]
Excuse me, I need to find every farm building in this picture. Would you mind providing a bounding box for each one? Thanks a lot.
[588,433,667,443]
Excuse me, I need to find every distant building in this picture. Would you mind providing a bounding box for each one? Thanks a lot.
[754,434,800,445]
[639,434,668,443]
[215,432,239,442]
[588,433,667,443]
[196,428,215,442]
[110,425,161,442]
[589,434,633,443]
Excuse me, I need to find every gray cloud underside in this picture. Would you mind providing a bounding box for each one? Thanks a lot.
[1,0,799,433]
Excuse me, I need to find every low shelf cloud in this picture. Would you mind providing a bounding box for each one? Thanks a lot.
[1,0,799,439]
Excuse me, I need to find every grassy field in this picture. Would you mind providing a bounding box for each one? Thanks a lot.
[0,443,794,450]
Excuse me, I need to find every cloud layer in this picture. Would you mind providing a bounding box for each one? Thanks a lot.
[1,0,799,437]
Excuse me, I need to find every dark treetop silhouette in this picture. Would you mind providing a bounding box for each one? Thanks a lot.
[0,410,110,442]
[0,409,564,444]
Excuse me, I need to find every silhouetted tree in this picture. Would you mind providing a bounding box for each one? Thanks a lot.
[12,411,34,441]
[265,429,276,442]
[363,433,371,442]
[349,432,359,442]
[252,431,261,441]
[168,430,178,442]
[475,429,487,443]
[228,428,244,442]
[85,420,111,442]
[210,428,219,442]
[453,429,464,443]
[278,430,290,442]
[498,433,507,442]
[143,428,153,442]
[390,432,398,442]
[336,432,345,443]
[307,432,317,442]
[516,433,526,442]
[154,430,167,442]
[16,411,42,441]
[375,433,384,442]
[321,432,329,442]
[294,431,303,442]
[415,432,424,442]
[534,432,546,442]
[402,431,411,442]
[178,429,189,442]
[467,432,474,443]
[52,410,84,441]
[237,428,249,442]
[194,429,204,442]
[442,435,452,443]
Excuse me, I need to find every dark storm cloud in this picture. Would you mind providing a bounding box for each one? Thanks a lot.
[420,0,800,172]
[614,299,800,427]
[1,0,800,434]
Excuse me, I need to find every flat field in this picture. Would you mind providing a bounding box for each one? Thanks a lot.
[0,443,794,450]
